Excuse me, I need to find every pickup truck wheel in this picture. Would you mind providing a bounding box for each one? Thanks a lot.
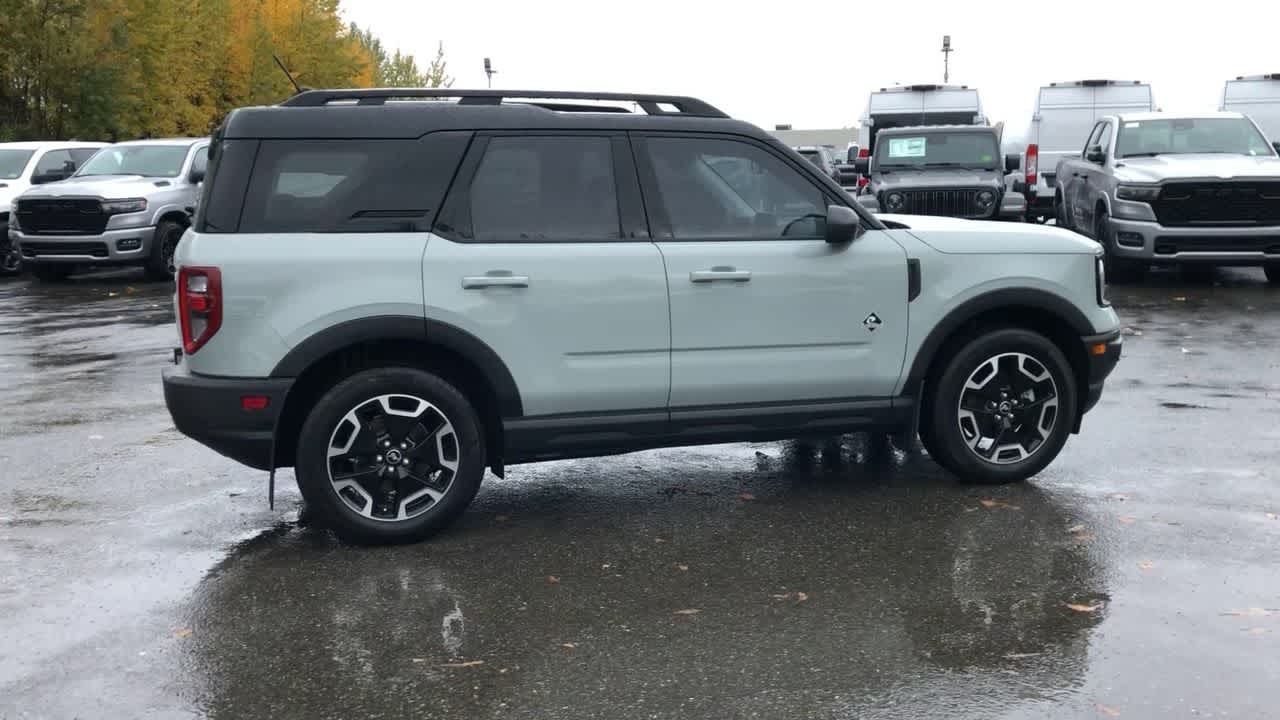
[1095,211,1145,282]
[1265,264,1280,285]
[30,264,72,282]
[145,219,185,281]
[1054,192,1072,230]
[925,328,1077,485]
[295,367,485,545]
[0,244,21,276]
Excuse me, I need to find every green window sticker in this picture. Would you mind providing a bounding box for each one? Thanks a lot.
[981,154,992,163]
[887,137,927,158]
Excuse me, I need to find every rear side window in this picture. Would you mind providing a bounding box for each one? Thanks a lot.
[228,133,470,234]
[465,136,620,242]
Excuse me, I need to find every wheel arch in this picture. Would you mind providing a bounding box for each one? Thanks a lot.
[269,316,522,473]
[904,289,1092,430]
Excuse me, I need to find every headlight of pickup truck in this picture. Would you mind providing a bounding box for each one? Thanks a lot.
[1115,185,1160,203]
[1096,254,1109,307]
[100,198,147,215]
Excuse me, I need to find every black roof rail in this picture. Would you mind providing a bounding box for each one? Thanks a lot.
[279,88,729,117]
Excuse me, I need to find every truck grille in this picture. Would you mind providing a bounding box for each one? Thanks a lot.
[1152,182,1280,227]
[893,189,990,218]
[19,241,109,258]
[1152,236,1280,255]
[14,198,108,235]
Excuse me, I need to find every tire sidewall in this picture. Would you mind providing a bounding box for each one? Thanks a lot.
[928,329,1077,484]
[147,219,184,279]
[295,367,486,544]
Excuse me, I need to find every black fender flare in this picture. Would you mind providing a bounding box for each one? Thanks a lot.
[269,315,523,417]
[902,287,1094,395]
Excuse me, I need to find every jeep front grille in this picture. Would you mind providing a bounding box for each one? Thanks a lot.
[1152,182,1280,227]
[893,189,989,218]
[14,198,108,235]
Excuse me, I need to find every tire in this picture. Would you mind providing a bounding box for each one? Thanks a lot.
[30,263,72,282]
[924,328,1078,485]
[1054,192,1072,231]
[145,219,185,281]
[1265,265,1280,285]
[0,243,21,277]
[1095,210,1146,282]
[295,367,486,545]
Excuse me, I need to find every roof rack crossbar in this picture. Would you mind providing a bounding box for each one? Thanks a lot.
[281,88,728,117]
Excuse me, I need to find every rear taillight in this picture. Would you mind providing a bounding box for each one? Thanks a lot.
[1025,143,1039,185]
[857,147,870,158]
[178,266,222,354]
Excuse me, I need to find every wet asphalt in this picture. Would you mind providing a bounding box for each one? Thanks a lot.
[0,266,1278,720]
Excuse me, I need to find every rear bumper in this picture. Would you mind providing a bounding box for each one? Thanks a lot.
[1107,218,1280,264]
[1080,329,1122,416]
[163,364,292,471]
[15,226,155,264]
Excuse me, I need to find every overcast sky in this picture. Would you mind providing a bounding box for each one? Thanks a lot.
[343,0,1278,142]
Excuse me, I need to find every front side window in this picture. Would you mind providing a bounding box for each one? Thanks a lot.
[1083,123,1105,154]
[1115,117,1275,158]
[76,145,190,178]
[875,131,999,170]
[0,149,35,179]
[645,137,827,239]
[34,150,74,176]
[468,136,620,242]
[1096,123,1113,155]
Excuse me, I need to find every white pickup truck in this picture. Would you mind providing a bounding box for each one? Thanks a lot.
[0,141,108,275]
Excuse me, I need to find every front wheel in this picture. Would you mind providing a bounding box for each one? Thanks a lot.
[1266,264,1280,285]
[145,219,185,281]
[1095,211,1146,282]
[0,243,21,276]
[295,367,486,544]
[924,328,1078,484]
[1054,192,1072,230]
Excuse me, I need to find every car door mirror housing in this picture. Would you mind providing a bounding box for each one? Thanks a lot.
[1273,141,1280,155]
[1005,153,1021,173]
[30,171,65,185]
[854,157,870,175]
[1086,146,1106,164]
[825,204,861,243]
[188,168,206,184]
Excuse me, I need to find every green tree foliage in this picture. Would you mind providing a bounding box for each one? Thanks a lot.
[0,0,445,141]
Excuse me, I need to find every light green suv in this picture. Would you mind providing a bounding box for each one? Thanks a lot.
[162,89,1122,544]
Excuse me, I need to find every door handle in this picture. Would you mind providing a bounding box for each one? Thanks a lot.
[462,273,529,289]
[690,268,752,283]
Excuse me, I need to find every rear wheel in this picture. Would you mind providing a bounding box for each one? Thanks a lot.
[1095,210,1145,282]
[925,328,1077,485]
[295,367,486,545]
[30,264,72,282]
[1265,264,1280,285]
[1054,192,1072,230]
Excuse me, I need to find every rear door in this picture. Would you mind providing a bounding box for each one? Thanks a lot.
[423,133,670,417]
[635,133,908,409]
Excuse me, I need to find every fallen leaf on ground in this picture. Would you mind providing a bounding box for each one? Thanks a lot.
[1066,602,1103,613]
[125,286,136,294]
[1107,493,1129,501]
[980,498,1021,510]
[411,658,426,663]
[1118,515,1135,525]
[1096,702,1121,717]
[673,608,701,615]
[442,660,485,668]
[1173,296,1187,302]
[795,592,809,604]
[739,492,756,501]
[107,291,119,298]
[1139,561,1155,571]
[561,642,577,649]
[675,564,689,572]
[495,515,510,523]
[601,563,611,569]
[1222,608,1275,617]
[1004,652,1042,659]
[1067,524,1085,533]
[547,575,559,584]
[771,592,792,601]
[1073,532,1096,542]
[174,628,193,639]
[499,668,510,673]
[654,537,667,543]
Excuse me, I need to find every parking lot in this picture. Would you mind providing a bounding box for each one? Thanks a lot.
[0,267,1278,719]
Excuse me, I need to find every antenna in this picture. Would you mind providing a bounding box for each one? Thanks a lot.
[483,57,497,89]
[273,54,303,95]
[941,35,953,84]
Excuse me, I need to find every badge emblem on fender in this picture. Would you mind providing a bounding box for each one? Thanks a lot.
[863,313,883,332]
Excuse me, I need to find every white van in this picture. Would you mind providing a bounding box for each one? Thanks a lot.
[1221,75,1280,143]
[855,84,985,190]
[0,141,109,275]
[1013,80,1154,222]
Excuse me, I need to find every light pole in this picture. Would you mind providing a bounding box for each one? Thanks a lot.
[483,58,497,89]
[941,35,952,84]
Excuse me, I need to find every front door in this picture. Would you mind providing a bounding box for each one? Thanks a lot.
[423,133,670,417]
[634,134,909,409]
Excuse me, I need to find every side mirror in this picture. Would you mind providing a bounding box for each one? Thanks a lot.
[847,148,859,163]
[1005,153,1021,173]
[30,171,66,185]
[825,204,862,243]
[1086,146,1106,164]
[856,195,881,213]
[1012,180,1029,195]
[853,157,870,175]
[1272,141,1280,155]
[188,168,206,184]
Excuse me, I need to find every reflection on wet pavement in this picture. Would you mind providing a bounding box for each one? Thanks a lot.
[1,267,1279,719]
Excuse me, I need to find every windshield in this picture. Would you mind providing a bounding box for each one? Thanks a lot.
[75,145,189,178]
[1115,118,1274,158]
[0,149,35,180]
[875,132,998,169]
